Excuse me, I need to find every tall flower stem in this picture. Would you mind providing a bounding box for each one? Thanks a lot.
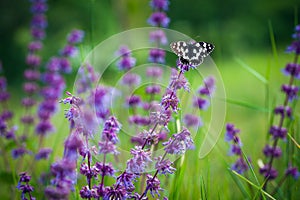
[263,54,298,190]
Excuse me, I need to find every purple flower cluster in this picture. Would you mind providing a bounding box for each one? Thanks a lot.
[116,45,136,71]
[36,29,84,139]
[225,123,249,174]
[17,172,35,200]
[260,25,300,190]
[21,0,48,142]
[148,0,169,64]
[0,64,15,139]
[182,75,215,128]
[286,25,300,54]
[193,76,215,110]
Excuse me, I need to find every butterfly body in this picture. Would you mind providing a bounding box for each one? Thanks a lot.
[170,41,214,66]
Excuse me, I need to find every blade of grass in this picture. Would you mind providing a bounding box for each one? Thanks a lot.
[234,57,268,84]
[224,98,270,112]
[268,21,278,63]
[230,170,276,200]
[228,168,251,199]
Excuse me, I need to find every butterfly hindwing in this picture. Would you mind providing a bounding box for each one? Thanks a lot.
[170,40,214,67]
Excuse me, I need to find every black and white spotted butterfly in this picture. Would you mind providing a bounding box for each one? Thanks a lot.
[170,41,214,66]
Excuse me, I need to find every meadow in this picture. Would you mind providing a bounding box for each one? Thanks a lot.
[0,0,299,199]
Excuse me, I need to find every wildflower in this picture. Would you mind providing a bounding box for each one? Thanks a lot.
[259,164,278,180]
[67,29,84,44]
[231,157,249,174]
[17,172,35,200]
[145,174,163,197]
[95,162,115,177]
[104,185,127,200]
[129,115,151,126]
[116,172,136,192]
[149,30,168,45]
[121,73,141,86]
[163,128,194,154]
[145,85,161,95]
[35,148,52,160]
[126,146,152,174]
[285,165,300,180]
[198,76,216,96]
[169,69,190,91]
[183,114,202,127]
[12,147,28,159]
[224,123,240,142]
[161,90,179,112]
[150,0,169,11]
[155,156,176,175]
[282,63,300,78]
[126,95,141,107]
[116,45,136,71]
[147,12,170,27]
[225,123,249,174]
[148,48,166,63]
[263,145,282,158]
[146,66,163,78]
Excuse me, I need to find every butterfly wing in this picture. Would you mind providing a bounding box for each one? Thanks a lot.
[197,42,214,57]
[170,41,187,57]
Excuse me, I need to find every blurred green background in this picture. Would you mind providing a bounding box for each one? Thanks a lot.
[0,0,299,85]
[0,0,299,199]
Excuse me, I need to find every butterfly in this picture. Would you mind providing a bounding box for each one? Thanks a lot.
[170,41,214,66]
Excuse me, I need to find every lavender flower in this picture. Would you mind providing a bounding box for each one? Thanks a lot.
[155,156,176,175]
[183,114,202,127]
[285,165,300,180]
[116,45,136,71]
[35,148,52,160]
[147,12,170,27]
[150,0,169,11]
[17,172,35,200]
[145,174,163,197]
[225,123,249,174]
[163,127,194,155]
[126,146,152,174]
[262,25,300,190]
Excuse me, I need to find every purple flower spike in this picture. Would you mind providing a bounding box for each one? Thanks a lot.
[148,12,170,27]
[259,164,278,180]
[149,48,166,63]
[146,66,163,77]
[67,29,84,44]
[146,174,163,197]
[285,165,300,180]
[163,128,194,154]
[35,148,52,160]
[104,185,127,200]
[126,146,152,174]
[149,30,168,45]
[122,73,141,86]
[198,76,216,96]
[161,90,179,112]
[60,45,78,57]
[155,156,176,175]
[126,95,141,107]
[116,172,136,192]
[95,162,115,177]
[231,157,248,174]
[150,0,169,11]
[183,114,202,127]
[225,123,240,142]
[193,97,210,110]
